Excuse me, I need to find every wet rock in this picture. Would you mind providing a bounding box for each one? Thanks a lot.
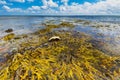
[5,28,13,33]
[49,36,61,42]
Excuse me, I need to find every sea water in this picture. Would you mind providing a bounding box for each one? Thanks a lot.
[0,15,120,55]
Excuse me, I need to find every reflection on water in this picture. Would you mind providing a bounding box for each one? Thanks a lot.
[0,16,120,55]
[0,16,120,80]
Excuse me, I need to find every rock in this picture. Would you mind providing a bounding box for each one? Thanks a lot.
[49,36,61,42]
[5,28,13,33]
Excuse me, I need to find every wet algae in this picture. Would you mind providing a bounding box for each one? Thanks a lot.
[2,33,15,41]
[0,22,120,80]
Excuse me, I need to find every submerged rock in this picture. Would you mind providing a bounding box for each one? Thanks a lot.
[49,36,61,42]
[5,29,13,33]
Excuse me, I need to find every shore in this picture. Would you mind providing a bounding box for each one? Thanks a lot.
[0,19,120,80]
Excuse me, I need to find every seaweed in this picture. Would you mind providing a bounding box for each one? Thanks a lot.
[83,21,91,25]
[74,19,85,23]
[59,22,75,27]
[0,31,120,80]
[2,33,15,41]
[35,22,75,35]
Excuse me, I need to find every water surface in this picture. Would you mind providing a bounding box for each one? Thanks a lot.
[0,16,120,55]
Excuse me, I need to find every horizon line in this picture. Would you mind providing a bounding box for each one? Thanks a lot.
[0,14,120,17]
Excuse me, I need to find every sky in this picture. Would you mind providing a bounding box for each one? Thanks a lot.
[0,0,120,15]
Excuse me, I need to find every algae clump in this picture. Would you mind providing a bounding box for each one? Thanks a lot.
[0,31,120,80]
[2,33,15,41]
[59,22,75,27]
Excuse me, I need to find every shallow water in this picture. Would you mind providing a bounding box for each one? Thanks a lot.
[0,16,120,80]
[0,16,120,55]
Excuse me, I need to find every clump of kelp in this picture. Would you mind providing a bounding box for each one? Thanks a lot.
[2,33,15,41]
[0,31,120,80]
[0,22,120,80]
[33,21,75,36]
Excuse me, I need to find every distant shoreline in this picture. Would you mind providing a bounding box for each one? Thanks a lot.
[0,15,120,17]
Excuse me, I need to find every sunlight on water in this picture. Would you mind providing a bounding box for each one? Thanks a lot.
[0,16,120,80]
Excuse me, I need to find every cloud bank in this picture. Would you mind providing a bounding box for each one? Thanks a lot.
[0,0,7,4]
[2,0,120,15]
[10,0,25,3]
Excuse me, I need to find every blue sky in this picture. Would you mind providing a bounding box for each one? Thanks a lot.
[0,0,120,15]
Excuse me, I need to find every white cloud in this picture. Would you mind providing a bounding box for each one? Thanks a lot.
[31,8,58,14]
[42,0,47,6]
[59,0,120,15]
[41,0,47,9]
[41,6,47,9]
[27,0,34,2]
[28,6,41,10]
[0,0,7,4]
[24,5,58,14]
[3,5,10,10]
[48,0,58,7]
[10,0,34,3]
[10,0,25,3]
[2,0,120,15]
[2,5,23,12]
[41,0,58,9]
[61,0,68,6]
